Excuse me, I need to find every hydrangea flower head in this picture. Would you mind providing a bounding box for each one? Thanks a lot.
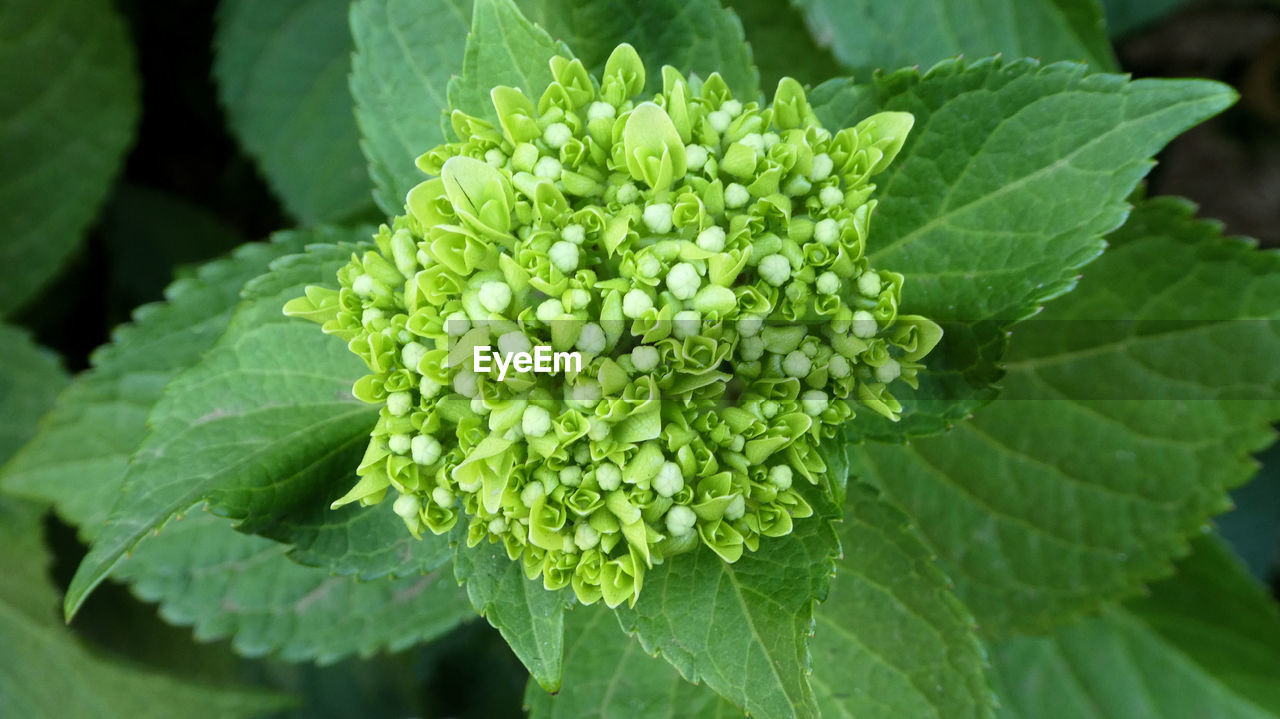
[286,45,941,607]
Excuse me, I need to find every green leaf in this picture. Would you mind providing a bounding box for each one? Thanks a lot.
[1101,0,1190,37]
[2,234,316,531]
[0,324,66,463]
[810,58,1235,440]
[852,197,1280,635]
[611,491,840,719]
[215,0,376,224]
[0,0,138,315]
[724,0,842,90]
[98,184,247,313]
[990,536,1280,718]
[64,232,381,618]
[524,0,759,99]
[115,510,474,664]
[791,0,1117,75]
[0,497,291,718]
[1,228,470,662]
[350,0,472,216]
[454,532,567,692]
[532,483,994,719]
[525,606,740,719]
[811,483,994,718]
[446,0,571,126]
[1218,443,1280,580]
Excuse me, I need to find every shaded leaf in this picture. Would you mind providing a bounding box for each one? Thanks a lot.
[791,0,1116,75]
[0,497,291,718]
[990,536,1280,718]
[0,0,138,315]
[350,0,471,215]
[215,0,376,223]
[0,324,66,463]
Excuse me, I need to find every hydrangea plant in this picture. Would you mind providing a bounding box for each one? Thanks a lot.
[285,44,941,607]
[4,0,1280,717]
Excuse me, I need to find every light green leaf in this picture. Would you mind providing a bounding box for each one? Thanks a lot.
[115,510,473,664]
[454,532,567,692]
[446,0,571,126]
[0,325,66,463]
[0,0,138,315]
[811,483,994,719]
[990,536,1280,718]
[350,0,472,216]
[64,233,382,618]
[524,0,759,99]
[0,497,291,718]
[852,197,1280,635]
[810,58,1235,440]
[525,606,741,719]
[2,234,316,531]
[611,491,840,719]
[215,0,375,224]
[791,0,1117,75]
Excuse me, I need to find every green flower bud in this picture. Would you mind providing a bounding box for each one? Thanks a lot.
[289,44,940,609]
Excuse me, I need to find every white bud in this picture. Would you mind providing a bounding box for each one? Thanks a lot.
[816,272,839,295]
[654,462,684,497]
[673,310,701,339]
[852,310,878,339]
[522,405,552,438]
[543,122,572,149]
[707,110,731,133]
[478,281,512,313]
[411,434,443,465]
[587,101,616,122]
[874,359,902,384]
[596,462,622,491]
[393,493,420,519]
[724,494,746,521]
[814,218,840,245]
[387,391,412,416]
[577,323,606,353]
[768,464,793,490]
[643,203,674,234]
[667,262,701,300]
[857,271,882,297]
[631,345,660,372]
[445,311,471,336]
[665,504,697,536]
[537,298,565,322]
[759,254,791,286]
[402,341,427,371]
[574,523,600,550]
[534,155,562,179]
[801,389,829,416]
[562,224,586,245]
[819,186,844,208]
[725,182,749,208]
[686,144,709,171]
[696,226,726,253]
[352,274,375,297]
[549,240,579,274]
[622,289,653,318]
[783,350,812,378]
[810,153,834,181]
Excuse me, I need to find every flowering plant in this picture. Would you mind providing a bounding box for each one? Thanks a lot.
[2,0,1279,717]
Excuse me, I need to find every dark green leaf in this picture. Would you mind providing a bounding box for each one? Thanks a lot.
[991,536,1280,718]
[350,0,471,215]
[446,0,570,125]
[791,0,1117,75]
[524,0,759,99]
[0,325,66,464]
[0,497,291,718]
[0,0,138,315]
[215,0,376,223]
[65,232,381,618]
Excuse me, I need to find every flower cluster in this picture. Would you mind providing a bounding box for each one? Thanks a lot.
[286,44,941,607]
